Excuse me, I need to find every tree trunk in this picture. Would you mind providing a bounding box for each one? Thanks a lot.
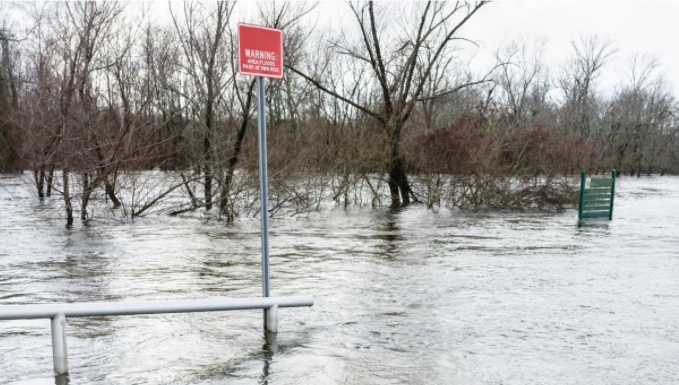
[386,121,411,207]
[34,167,45,198]
[63,169,73,225]
[204,146,212,210]
[91,133,122,208]
[81,172,92,220]
[389,156,411,205]
[105,179,121,208]
[387,177,400,207]
[46,165,54,197]
[219,79,256,218]
[204,100,213,210]
[219,119,249,217]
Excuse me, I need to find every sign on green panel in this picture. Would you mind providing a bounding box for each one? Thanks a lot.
[578,170,616,220]
[584,187,612,194]
[590,178,614,187]
[583,193,612,201]
[580,211,612,218]
[583,205,611,211]
[584,200,611,207]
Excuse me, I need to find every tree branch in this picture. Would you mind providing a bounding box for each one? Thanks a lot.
[286,64,383,121]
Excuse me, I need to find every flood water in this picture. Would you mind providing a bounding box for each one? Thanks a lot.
[1,174,678,384]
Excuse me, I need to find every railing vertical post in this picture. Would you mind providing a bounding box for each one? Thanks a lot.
[50,313,68,374]
[266,304,278,333]
[257,76,271,331]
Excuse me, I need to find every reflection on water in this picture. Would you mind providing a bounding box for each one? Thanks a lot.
[380,208,402,257]
[260,332,278,385]
[1,175,679,384]
[54,374,70,385]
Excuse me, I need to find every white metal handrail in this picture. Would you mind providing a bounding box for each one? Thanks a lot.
[0,296,313,320]
[0,296,314,375]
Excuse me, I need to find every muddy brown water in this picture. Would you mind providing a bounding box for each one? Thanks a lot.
[1,175,678,384]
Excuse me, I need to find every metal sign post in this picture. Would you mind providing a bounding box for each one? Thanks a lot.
[237,23,283,331]
[256,76,270,330]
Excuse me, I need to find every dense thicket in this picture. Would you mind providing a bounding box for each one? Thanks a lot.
[0,2,677,222]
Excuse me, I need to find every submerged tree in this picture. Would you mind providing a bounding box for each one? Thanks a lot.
[1,1,678,223]
[0,11,19,173]
[288,1,491,207]
[559,35,616,140]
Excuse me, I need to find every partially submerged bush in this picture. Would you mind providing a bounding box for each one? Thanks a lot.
[404,115,600,210]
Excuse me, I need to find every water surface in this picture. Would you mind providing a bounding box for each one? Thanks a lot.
[1,175,678,384]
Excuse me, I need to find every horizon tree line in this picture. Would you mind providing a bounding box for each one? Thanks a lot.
[0,1,676,223]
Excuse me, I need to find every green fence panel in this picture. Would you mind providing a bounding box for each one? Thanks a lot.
[579,170,616,220]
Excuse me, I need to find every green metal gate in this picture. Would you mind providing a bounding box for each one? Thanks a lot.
[578,170,616,220]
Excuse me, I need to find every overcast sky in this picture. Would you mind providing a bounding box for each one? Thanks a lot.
[311,1,679,97]
[7,1,679,97]
[466,1,679,92]
[454,1,679,95]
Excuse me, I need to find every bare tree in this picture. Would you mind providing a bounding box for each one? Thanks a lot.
[288,1,490,206]
[3,1,679,220]
[559,34,616,139]
[170,1,233,211]
[0,12,19,173]
[66,2,125,220]
[605,53,676,175]
[495,37,551,127]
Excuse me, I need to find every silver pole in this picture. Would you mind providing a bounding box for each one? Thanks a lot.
[51,313,68,374]
[257,76,271,330]
[266,304,278,333]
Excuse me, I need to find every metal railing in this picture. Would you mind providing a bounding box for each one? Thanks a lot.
[0,296,314,375]
[2,67,305,381]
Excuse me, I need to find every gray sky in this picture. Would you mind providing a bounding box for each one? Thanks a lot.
[457,1,679,95]
[9,1,679,97]
[312,1,679,96]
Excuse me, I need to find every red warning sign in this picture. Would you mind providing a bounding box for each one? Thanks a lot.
[238,23,284,79]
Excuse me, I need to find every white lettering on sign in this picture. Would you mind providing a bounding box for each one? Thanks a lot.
[237,23,283,79]
[244,49,277,61]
